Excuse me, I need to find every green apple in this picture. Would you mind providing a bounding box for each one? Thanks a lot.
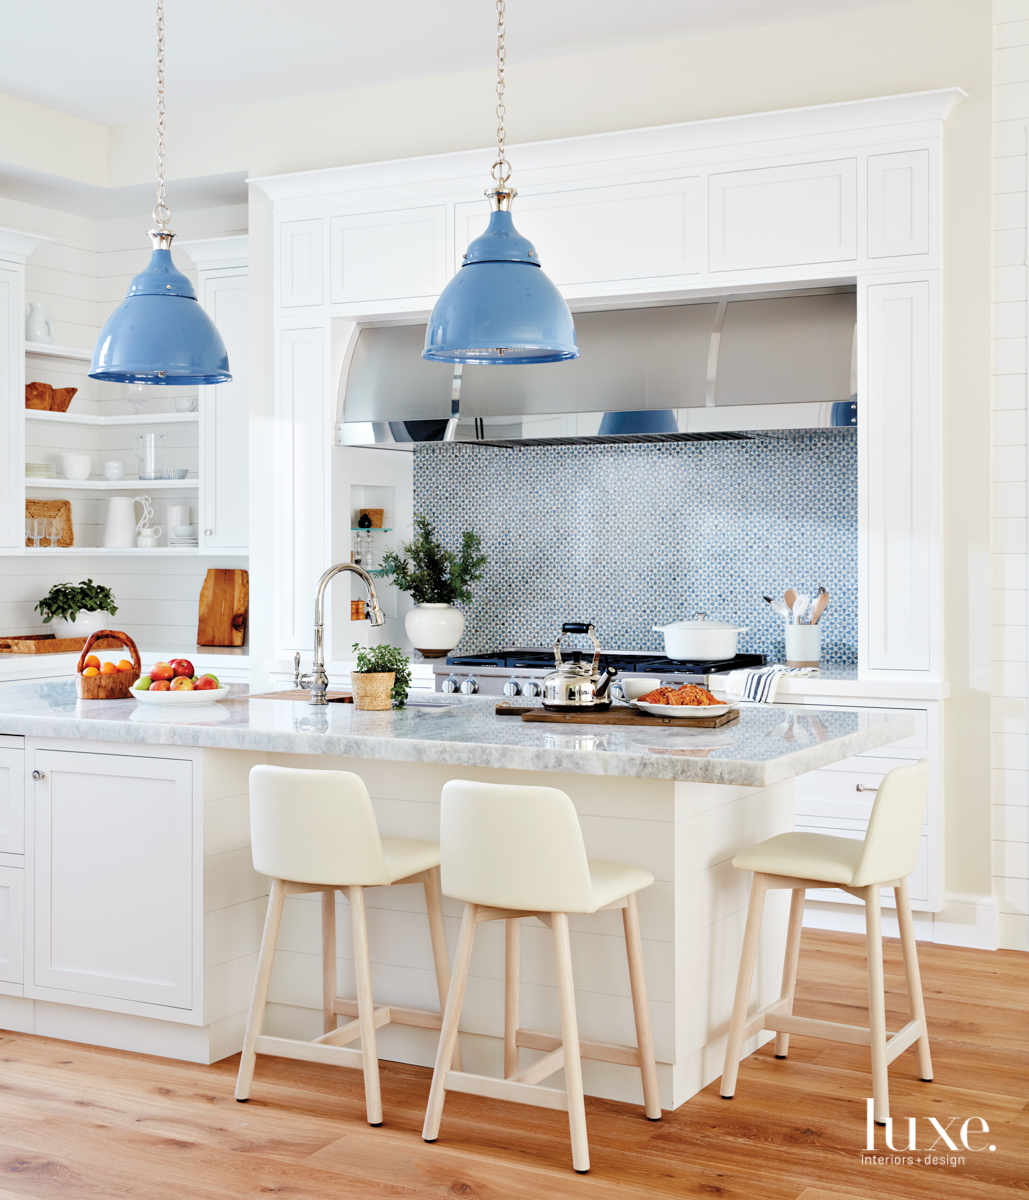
[136,676,152,690]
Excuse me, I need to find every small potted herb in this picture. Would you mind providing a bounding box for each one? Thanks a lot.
[378,515,487,658]
[350,642,412,710]
[35,579,118,639]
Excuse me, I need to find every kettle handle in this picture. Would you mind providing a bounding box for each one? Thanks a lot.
[562,622,593,635]
[554,622,601,672]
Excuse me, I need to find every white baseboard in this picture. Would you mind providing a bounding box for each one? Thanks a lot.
[803,893,998,950]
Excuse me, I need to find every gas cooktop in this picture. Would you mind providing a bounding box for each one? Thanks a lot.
[443,648,768,675]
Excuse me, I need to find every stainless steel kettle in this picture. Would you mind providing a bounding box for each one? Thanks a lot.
[541,623,618,712]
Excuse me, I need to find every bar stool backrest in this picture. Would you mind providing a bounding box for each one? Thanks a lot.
[440,780,595,912]
[851,758,930,887]
[249,764,391,886]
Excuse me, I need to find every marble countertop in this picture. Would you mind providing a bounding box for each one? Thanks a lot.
[0,681,916,787]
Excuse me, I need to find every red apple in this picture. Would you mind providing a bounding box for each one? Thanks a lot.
[170,676,194,691]
[171,658,194,678]
[150,662,174,681]
[150,679,171,691]
[194,674,220,691]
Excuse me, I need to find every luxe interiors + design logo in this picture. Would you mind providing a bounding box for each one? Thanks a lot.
[861,1100,998,1168]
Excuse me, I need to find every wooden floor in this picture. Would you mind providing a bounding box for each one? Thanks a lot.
[0,929,1026,1199]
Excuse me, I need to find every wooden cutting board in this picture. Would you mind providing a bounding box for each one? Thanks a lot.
[246,690,353,703]
[197,569,248,646]
[496,703,740,729]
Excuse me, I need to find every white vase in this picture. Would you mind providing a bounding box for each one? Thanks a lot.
[49,610,111,640]
[25,301,54,344]
[404,603,465,659]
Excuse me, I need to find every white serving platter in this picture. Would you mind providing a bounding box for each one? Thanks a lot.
[131,685,230,706]
[631,700,735,719]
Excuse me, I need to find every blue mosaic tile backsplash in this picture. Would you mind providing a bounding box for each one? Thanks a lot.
[412,429,857,665]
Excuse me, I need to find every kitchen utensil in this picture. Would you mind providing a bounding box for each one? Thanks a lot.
[25,518,45,547]
[610,676,664,703]
[500,704,741,729]
[103,461,125,481]
[784,588,797,615]
[632,700,735,719]
[809,590,830,625]
[25,301,54,344]
[133,432,163,480]
[60,452,92,481]
[173,525,198,538]
[784,624,821,667]
[46,515,63,547]
[652,613,747,660]
[160,468,188,480]
[25,499,72,547]
[197,568,249,646]
[763,596,792,621]
[75,629,141,699]
[136,528,162,548]
[174,396,198,412]
[541,622,616,712]
[792,592,811,625]
[50,388,76,413]
[102,496,152,548]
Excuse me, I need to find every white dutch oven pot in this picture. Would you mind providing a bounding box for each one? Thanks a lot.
[653,613,748,660]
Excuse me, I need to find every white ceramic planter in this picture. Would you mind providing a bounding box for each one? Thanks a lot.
[404,603,465,659]
[49,611,112,640]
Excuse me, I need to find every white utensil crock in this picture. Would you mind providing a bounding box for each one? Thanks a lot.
[25,301,54,344]
[403,603,465,658]
[784,624,822,668]
[652,614,747,660]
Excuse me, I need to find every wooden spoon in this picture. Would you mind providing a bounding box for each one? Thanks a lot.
[809,590,830,624]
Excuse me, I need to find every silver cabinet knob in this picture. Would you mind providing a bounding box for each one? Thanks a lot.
[459,676,479,695]
[522,679,541,698]
[442,676,460,694]
[32,770,44,780]
[502,679,521,696]
[205,529,213,536]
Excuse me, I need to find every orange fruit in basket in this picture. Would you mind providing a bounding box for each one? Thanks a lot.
[82,666,100,677]
[116,659,133,672]
[85,655,100,669]
[100,661,118,674]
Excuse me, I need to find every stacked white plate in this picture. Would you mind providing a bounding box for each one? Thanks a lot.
[169,534,198,547]
[25,462,55,479]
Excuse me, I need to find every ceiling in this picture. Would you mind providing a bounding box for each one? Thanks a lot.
[1,0,908,126]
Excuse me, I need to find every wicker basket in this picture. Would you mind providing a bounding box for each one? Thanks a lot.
[75,630,142,699]
[350,671,394,711]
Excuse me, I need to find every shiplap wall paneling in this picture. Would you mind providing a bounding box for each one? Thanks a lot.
[709,159,857,272]
[275,325,329,652]
[0,747,24,855]
[863,278,937,673]
[456,178,702,287]
[0,265,21,549]
[329,207,447,304]
[31,749,194,1009]
[0,866,24,990]
[279,219,324,308]
[867,150,930,258]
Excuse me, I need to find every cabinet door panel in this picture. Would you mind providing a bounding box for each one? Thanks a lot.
[199,271,249,551]
[279,218,324,307]
[0,865,23,987]
[867,150,929,258]
[32,750,194,1008]
[709,159,857,271]
[0,746,24,854]
[330,207,446,304]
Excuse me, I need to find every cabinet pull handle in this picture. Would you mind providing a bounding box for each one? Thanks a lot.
[855,783,878,793]
[205,529,213,536]
[32,770,44,780]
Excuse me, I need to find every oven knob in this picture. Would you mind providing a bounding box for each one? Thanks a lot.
[459,676,479,695]
[503,679,521,696]
[522,679,542,698]
[442,676,460,694]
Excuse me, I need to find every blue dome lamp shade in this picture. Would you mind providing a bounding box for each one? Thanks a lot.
[89,1,230,387]
[422,0,577,367]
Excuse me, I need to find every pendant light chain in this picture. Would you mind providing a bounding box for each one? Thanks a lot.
[152,0,171,231]
[492,0,511,185]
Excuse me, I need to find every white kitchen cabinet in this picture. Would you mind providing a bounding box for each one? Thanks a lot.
[329,206,447,305]
[30,748,195,1010]
[867,150,930,258]
[0,864,24,990]
[279,218,324,308]
[0,741,25,854]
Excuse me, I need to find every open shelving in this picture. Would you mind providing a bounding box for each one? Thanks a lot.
[25,477,197,491]
[25,410,199,427]
[25,342,92,361]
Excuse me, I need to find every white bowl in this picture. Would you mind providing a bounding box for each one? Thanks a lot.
[60,452,92,481]
[632,700,735,719]
[173,525,198,537]
[103,461,125,481]
[132,685,230,706]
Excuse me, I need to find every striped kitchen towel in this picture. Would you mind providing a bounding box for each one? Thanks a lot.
[722,664,820,704]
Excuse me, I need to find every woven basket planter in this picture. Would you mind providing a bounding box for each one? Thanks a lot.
[350,671,395,711]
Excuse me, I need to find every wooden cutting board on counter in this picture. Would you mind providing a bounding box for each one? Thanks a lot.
[496,703,740,729]
[197,569,248,646]
[246,690,353,703]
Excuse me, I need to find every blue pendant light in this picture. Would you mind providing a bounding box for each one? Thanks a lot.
[423,0,577,366]
[90,1,230,387]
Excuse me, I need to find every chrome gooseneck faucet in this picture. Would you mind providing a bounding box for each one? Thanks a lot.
[295,563,385,705]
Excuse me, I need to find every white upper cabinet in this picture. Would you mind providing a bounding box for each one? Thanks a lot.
[866,150,930,258]
[456,178,701,287]
[329,206,447,304]
[279,218,324,307]
[709,159,857,272]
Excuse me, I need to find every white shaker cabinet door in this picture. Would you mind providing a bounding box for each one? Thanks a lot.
[0,865,24,989]
[0,746,25,854]
[866,150,930,259]
[329,206,447,305]
[278,218,324,308]
[0,264,21,550]
[199,270,249,552]
[31,749,195,1010]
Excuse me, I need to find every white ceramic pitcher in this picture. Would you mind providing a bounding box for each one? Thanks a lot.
[102,495,154,548]
[25,301,54,344]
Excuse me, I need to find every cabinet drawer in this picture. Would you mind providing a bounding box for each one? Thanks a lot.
[0,745,25,854]
[796,758,925,822]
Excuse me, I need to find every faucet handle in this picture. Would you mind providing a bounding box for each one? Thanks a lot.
[294,651,302,688]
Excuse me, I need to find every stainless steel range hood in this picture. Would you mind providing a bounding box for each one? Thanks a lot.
[336,289,857,449]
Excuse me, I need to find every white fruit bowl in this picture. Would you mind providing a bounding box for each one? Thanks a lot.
[131,685,230,706]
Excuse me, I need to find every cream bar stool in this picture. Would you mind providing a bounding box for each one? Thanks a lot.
[235,764,462,1125]
[721,759,933,1124]
[422,780,661,1174]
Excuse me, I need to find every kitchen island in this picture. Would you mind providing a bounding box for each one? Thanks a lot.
[0,681,915,1110]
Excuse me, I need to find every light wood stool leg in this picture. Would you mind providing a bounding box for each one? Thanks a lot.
[424,902,478,1143]
[504,918,520,1078]
[553,911,590,1173]
[321,889,337,1036]
[235,878,285,1101]
[774,887,806,1058]
[721,873,767,1098]
[622,892,661,1119]
[895,877,933,1082]
[348,884,382,1126]
[864,885,890,1124]
[424,866,462,1072]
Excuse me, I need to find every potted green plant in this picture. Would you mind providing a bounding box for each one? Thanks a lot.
[35,579,118,640]
[378,515,487,658]
[350,642,413,710]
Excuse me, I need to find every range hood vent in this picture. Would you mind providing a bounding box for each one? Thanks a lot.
[337,290,856,449]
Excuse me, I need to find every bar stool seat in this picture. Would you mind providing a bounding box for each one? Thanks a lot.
[733,831,864,885]
[235,765,462,1127]
[588,860,656,908]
